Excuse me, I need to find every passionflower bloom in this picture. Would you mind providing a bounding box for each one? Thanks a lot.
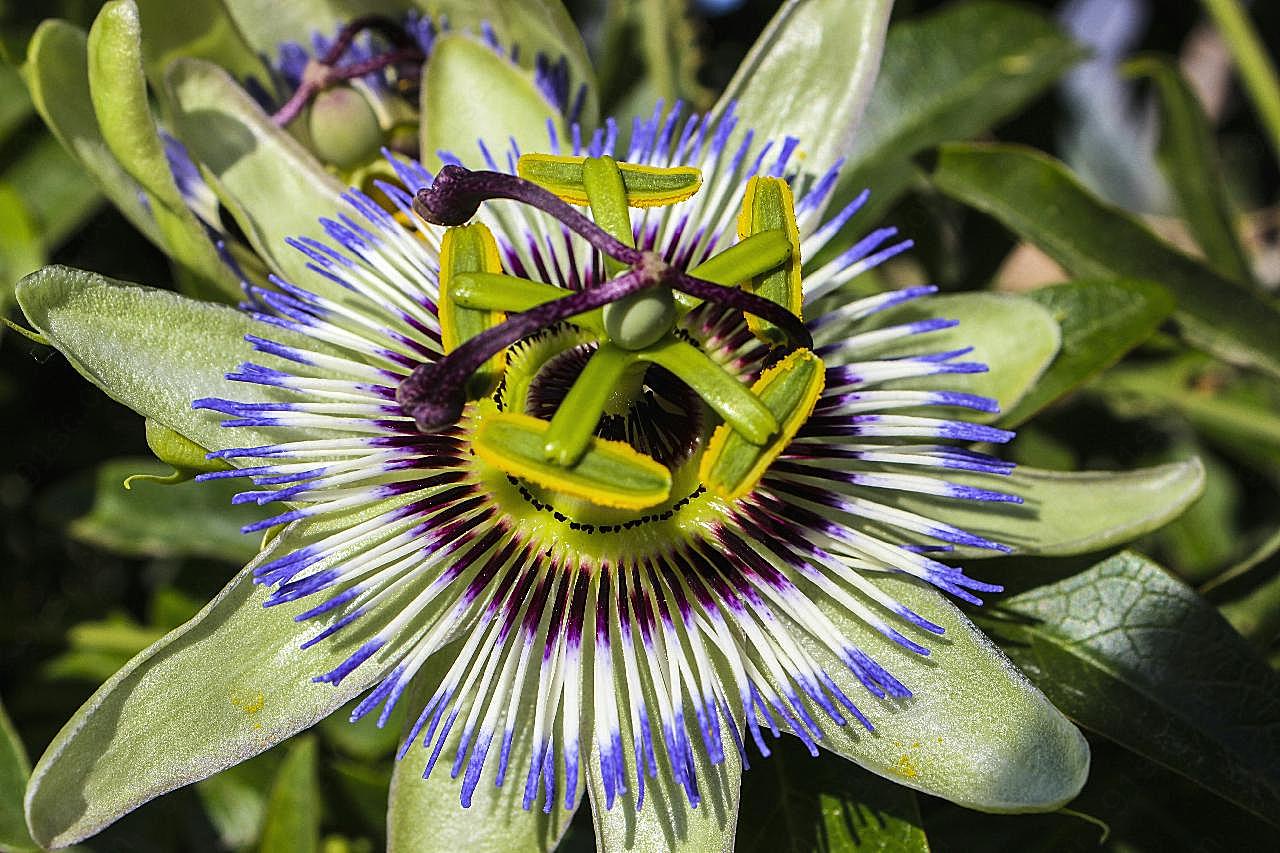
[15,2,1209,851]
[193,103,1020,817]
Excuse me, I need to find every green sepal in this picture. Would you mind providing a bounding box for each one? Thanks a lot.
[473,406,672,510]
[421,35,564,172]
[88,1,241,300]
[700,348,824,500]
[165,58,348,303]
[21,19,161,248]
[735,176,802,345]
[517,153,702,208]
[124,419,228,487]
[439,223,507,399]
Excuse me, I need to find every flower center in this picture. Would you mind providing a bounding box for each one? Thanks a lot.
[398,154,826,516]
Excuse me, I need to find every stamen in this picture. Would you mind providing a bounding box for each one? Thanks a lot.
[398,261,668,431]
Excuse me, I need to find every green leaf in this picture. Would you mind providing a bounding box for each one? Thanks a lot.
[714,0,894,180]
[260,737,321,853]
[1219,567,1280,649]
[21,19,159,246]
[194,752,277,850]
[1094,353,1280,471]
[14,265,302,454]
[387,670,577,853]
[0,697,38,853]
[23,505,407,848]
[857,292,1061,424]
[4,133,103,251]
[999,279,1176,426]
[0,63,34,143]
[0,185,44,308]
[69,458,264,562]
[165,58,347,295]
[926,142,1280,380]
[838,0,1083,226]
[736,738,928,853]
[134,0,271,99]
[420,34,563,172]
[1125,56,1254,286]
[989,551,1280,824]
[889,460,1205,558]
[797,577,1089,813]
[87,0,241,299]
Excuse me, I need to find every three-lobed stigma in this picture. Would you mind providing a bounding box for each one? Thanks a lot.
[397,153,825,510]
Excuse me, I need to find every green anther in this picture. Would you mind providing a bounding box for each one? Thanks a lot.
[518,153,702,208]
[543,343,639,466]
[583,156,633,277]
[688,229,794,286]
[737,176,803,345]
[643,336,778,445]
[701,349,826,500]
[439,223,506,398]
[450,272,605,334]
[474,406,672,510]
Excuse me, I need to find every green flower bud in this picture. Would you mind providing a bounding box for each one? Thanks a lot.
[307,86,383,170]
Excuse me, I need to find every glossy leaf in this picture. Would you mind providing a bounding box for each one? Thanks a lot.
[926,142,1280,380]
[260,737,321,853]
[0,698,37,853]
[421,34,563,172]
[799,576,1089,812]
[21,19,159,246]
[999,279,1176,427]
[839,0,1083,225]
[736,738,928,853]
[714,0,893,180]
[166,58,346,294]
[1094,353,1280,471]
[888,459,1205,558]
[14,266,308,454]
[856,292,1061,424]
[387,674,576,853]
[87,0,241,299]
[989,551,1280,824]
[1126,56,1254,285]
[69,458,264,562]
[22,504,413,848]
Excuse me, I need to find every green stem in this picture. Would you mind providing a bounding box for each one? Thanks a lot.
[1201,0,1280,165]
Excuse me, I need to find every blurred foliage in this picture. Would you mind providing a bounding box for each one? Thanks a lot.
[2,0,1280,850]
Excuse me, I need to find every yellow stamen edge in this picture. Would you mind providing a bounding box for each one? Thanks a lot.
[474,408,673,510]
[699,348,826,501]
[736,176,803,344]
[439,223,506,397]
[517,153,703,208]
